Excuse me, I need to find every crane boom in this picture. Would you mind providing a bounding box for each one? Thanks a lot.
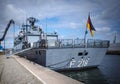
[0,19,15,41]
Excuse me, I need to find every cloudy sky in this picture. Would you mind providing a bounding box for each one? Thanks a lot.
[0,0,120,48]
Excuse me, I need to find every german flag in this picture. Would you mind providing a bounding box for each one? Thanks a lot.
[86,14,96,37]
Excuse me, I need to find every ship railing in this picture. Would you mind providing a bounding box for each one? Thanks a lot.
[44,39,85,48]
[32,39,109,49]
[59,39,73,48]
[33,40,46,48]
[87,39,109,48]
[74,39,85,48]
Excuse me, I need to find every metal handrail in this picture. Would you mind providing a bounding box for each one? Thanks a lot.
[33,39,109,48]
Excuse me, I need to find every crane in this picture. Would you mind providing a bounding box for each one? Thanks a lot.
[0,19,15,41]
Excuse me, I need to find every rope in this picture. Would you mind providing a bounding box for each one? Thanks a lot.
[5,47,33,57]
[47,58,73,70]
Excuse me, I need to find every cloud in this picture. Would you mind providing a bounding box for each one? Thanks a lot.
[96,27,111,32]
[100,0,120,20]
[0,0,120,48]
[0,0,101,24]
[4,4,26,24]
[48,21,81,29]
[96,0,120,31]
[95,27,111,39]
[69,22,79,29]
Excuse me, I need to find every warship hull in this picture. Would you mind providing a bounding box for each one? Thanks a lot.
[17,47,107,70]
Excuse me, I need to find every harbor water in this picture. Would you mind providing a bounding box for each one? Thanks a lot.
[60,55,120,84]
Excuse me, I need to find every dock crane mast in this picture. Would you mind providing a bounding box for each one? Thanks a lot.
[0,19,15,41]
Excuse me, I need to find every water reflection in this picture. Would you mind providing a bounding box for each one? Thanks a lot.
[60,68,109,84]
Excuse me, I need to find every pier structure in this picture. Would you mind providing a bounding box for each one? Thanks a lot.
[0,55,83,84]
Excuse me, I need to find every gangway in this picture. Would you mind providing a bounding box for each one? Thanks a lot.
[5,47,33,57]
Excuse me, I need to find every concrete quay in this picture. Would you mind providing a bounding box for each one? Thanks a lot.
[0,55,83,84]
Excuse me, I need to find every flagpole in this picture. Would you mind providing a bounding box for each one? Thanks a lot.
[46,17,47,40]
[84,27,87,47]
[84,12,96,48]
[84,13,90,47]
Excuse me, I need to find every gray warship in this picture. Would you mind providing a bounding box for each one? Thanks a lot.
[4,17,109,70]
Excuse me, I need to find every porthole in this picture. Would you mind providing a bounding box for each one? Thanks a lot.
[78,52,83,56]
[85,52,88,55]
[78,51,88,56]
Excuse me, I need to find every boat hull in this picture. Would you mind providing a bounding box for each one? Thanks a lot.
[17,48,107,70]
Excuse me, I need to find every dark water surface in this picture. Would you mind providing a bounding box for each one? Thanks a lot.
[60,55,120,84]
